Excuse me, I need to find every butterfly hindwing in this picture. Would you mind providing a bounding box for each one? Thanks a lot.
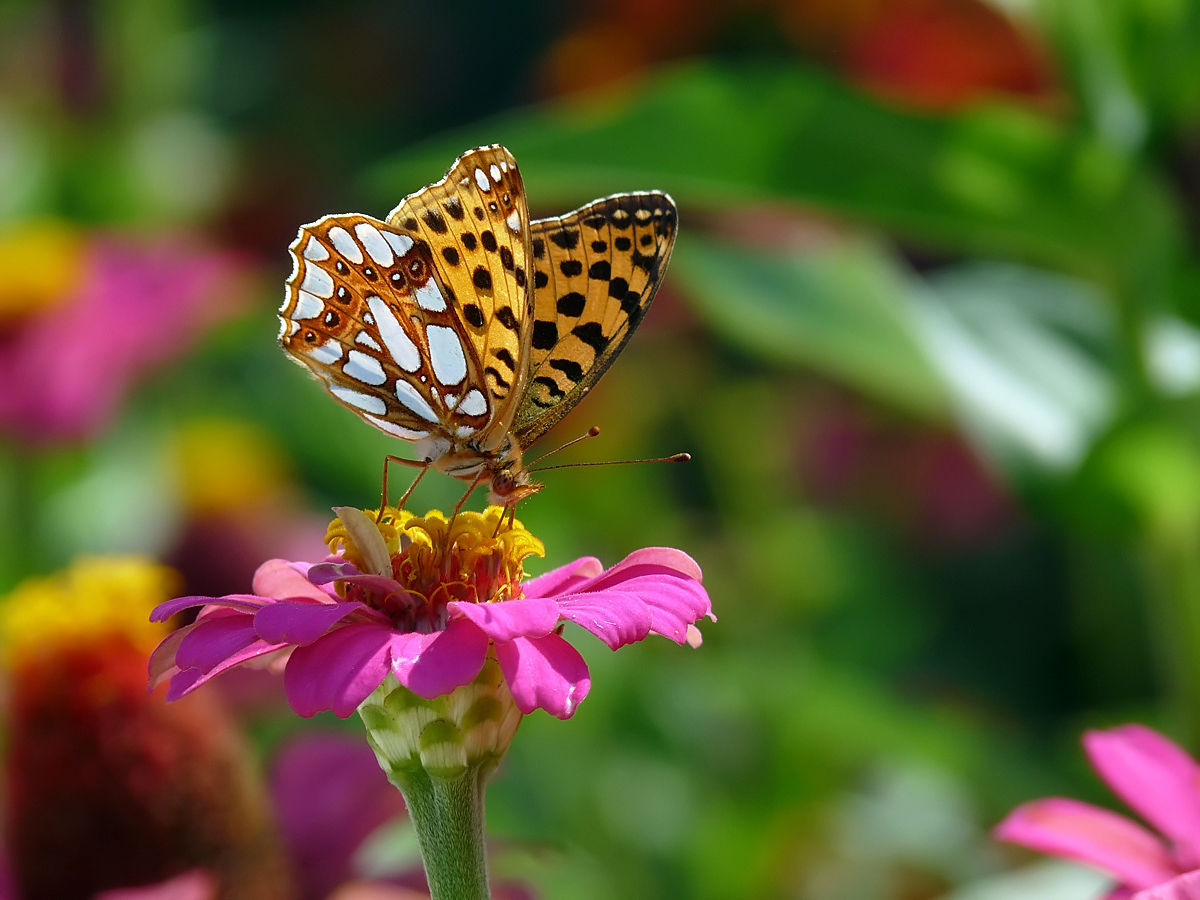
[279,214,493,446]
[511,191,678,447]
[385,145,533,451]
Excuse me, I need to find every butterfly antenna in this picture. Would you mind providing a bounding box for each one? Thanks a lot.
[526,426,602,468]
[530,452,691,474]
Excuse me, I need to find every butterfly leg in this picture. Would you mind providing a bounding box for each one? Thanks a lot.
[379,455,427,520]
[445,470,489,550]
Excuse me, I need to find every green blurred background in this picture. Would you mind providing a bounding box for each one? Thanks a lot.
[5,0,1200,897]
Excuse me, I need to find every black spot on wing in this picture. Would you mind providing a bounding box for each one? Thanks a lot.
[572,322,609,354]
[550,229,580,250]
[556,292,586,316]
[550,358,584,382]
[495,348,516,370]
[463,303,485,328]
[422,210,448,234]
[462,233,478,251]
[473,267,492,290]
[532,320,558,350]
[588,261,611,281]
[444,197,465,220]
[534,376,565,399]
[532,238,546,259]
[495,307,518,330]
[535,270,548,289]
[500,247,514,270]
[481,230,497,252]
[442,247,460,266]
[485,366,510,390]
[560,260,582,277]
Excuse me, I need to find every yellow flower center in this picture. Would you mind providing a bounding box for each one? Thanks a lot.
[0,557,178,666]
[324,507,544,628]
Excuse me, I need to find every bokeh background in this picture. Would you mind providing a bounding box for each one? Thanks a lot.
[2,0,1200,898]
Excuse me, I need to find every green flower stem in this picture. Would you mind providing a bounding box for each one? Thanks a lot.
[386,764,491,900]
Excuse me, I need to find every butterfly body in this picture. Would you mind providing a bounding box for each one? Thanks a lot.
[278,145,676,505]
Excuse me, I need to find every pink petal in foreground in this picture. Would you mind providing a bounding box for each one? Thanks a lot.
[391,617,489,699]
[284,624,393,718]
[174,612,260,673]
[523,557,605,598]
[995,797,1178,891]
[447,597,561,643]
[1133,870,1200,900]
[254,598,381,645]
[166,636,290,703]
[495,633,591,720]
[150,593,270,622]
[555,590,652,649]
[1086,726,1200,864]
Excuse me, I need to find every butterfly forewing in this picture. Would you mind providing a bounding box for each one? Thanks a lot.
[385,145,533,451]
[279,214,493,446]
[511,191,678,446]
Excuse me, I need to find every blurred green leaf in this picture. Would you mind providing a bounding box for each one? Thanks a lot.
[912,263,1119,475]
[670,233,948,418]
[366,62,1182,289]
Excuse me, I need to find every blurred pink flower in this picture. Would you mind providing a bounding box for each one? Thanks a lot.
[149,507,713,721]
[995,725,1200,900]
[0,233,246,444]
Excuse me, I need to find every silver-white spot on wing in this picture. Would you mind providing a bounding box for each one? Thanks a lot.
[474,168,490,191]
[395,380,439,422]
[489,164,501,182]
[366,295,420,372]
[364,414,428,441]
[331,385,386,415]
[414,280,447,312]
[506,210,520,233]
[426,325,467,386]
[292,290,324,320]
[383,231,414,257]
[327,227,363,263]
[457,389,487,416]
[355,223,394,267]
[355,332,382,351]
[343,350,386,386]
[303,237,330,261]
[301,266,334,299]
[309,341,343,364]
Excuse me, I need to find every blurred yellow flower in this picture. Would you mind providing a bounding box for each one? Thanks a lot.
[0,556,177,665]
[0,221,86,322]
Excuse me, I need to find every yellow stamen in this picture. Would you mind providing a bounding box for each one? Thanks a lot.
[325,506,544,603]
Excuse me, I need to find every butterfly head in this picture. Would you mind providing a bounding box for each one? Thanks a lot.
[486,463,541,507]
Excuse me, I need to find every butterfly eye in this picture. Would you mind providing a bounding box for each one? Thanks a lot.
[363,266,377,280]
[335,260,348,274]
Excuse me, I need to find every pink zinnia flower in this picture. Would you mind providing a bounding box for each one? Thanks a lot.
[150,506,713,722]
[995,724,1200,900]
[0,224,246,444]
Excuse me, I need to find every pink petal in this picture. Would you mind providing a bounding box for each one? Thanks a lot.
[148,624,190,689]
[150,593,269,622]
[165,637,289,702]
[995,797,1178,890]
[523,557,605,598]
[94,869,218,900]
[175,613,259,673]
[555,590,652,649]
[447,597,561,642]
[284,623,393,718]
[495,633,591,720]
[253,558,332,602]
[1133,870,1200,900]
[1085,726,1200,864]
[390,618,489,699]
[616,573,713,643]
[254,599,381,646]
[603,547,703,583]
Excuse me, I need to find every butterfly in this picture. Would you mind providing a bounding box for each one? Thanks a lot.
[278,145,677,506]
